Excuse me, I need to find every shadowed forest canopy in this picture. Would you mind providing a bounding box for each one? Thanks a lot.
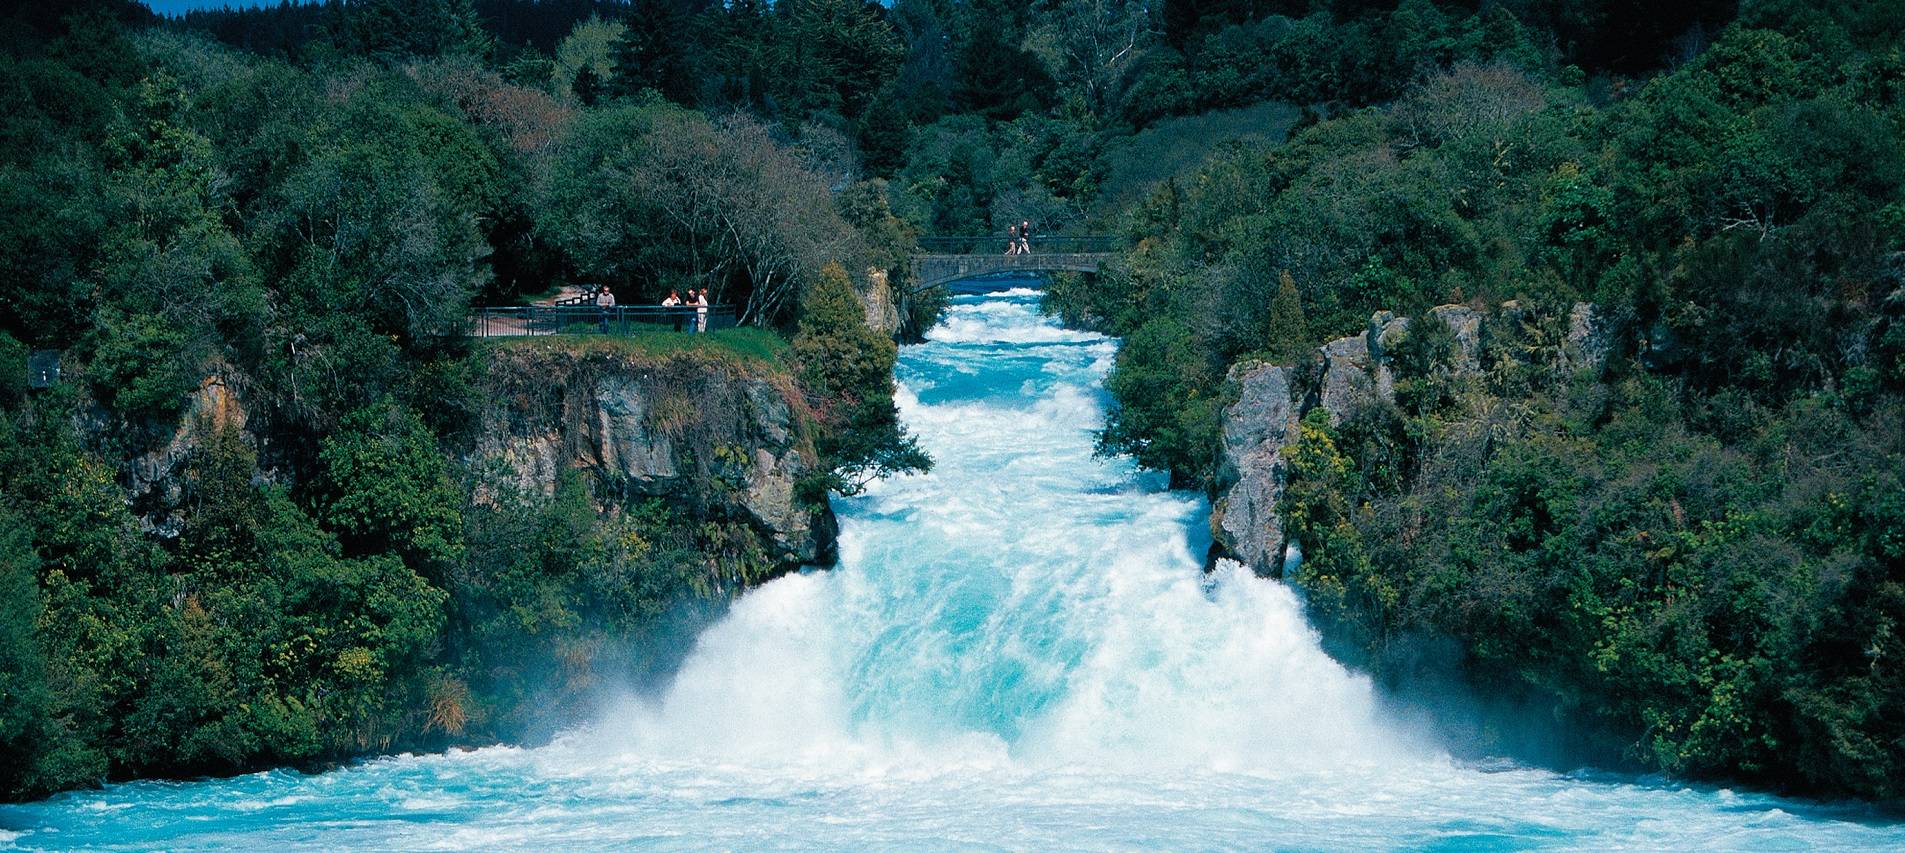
[1,0,1903,808]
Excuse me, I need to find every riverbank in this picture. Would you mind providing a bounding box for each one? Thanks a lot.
[1045,259,1905,803]
[6,288,1903,850]
[0,335,836,801]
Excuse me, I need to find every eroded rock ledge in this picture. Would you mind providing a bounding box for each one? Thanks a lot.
[475,345,836,570]
[1211,301,1607,575]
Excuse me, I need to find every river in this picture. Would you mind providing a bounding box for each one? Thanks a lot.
[3,285,1901,850]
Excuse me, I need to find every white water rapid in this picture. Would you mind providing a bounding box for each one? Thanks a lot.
[3,285,1900,850]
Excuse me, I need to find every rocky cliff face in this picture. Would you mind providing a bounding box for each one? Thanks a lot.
[102,346,834,574]
[862,268,902,336]
[118,373,255,537]
[1210,301,1605,576]
[475,346,835,569]
[1211,361,1299,574]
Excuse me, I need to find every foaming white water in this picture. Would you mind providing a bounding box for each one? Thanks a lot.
[583,287,1415,779]
[8,287,1904,851]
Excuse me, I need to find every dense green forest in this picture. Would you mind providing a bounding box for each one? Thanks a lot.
[0,0,941,800]
[1041,0,1905,801]
[1,0,1900,805]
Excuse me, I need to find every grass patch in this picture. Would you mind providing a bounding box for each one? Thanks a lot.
[487,326,791,369]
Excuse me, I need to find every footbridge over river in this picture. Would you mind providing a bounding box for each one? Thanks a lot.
[909,236,1120,293]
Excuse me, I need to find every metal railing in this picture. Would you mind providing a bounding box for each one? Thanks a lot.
[473,304,738,338]
[549,287,608,307]
[915,235,1121,255]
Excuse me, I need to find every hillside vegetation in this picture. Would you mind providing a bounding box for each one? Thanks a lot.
[3,0,1901,804]
[0,0,928,799]
[1048,3,1905,800]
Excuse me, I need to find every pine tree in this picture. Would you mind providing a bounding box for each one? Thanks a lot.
[1266,269,1310,365]
[612,0,701,105]
[346,0,490,62]
[857,94,909,177]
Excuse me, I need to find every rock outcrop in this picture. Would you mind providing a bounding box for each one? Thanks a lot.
[1428,305,1484,371]
[1210,301,1606,576]
[862,268,902,336]
[476,346,835,568]
[1565,302,1608,369]
[1316,333,1373,425]
[120,374,253,537]
[1210,361,1299,575]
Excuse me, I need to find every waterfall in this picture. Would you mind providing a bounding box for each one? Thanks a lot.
[7,285,1898,851]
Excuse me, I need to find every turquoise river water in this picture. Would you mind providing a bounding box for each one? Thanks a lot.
[3,285,1902,850]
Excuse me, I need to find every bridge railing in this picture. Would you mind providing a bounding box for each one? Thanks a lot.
[915,235,1121,255]
[474,304,738,338]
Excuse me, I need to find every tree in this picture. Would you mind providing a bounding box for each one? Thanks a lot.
[612,0,703,104]
[1099,316,1223,482]
[772,0,905,120]
[551,15,624,100]
[1024,0,1153,120]
[857,92,910,176]
[951,0,1053,119]
[793,262,929,495]
[0,513,49,799]
[79,72,260,421]
[1265,269,1310,364]
[345,0,491,62]
[542,106,858,324]
[313,404,465,576]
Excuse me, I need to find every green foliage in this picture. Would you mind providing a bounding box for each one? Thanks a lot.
[1281,409,1371,618]
[1264,270,1309,365]
[0,512,49,798]
[551,15,623,99]
[5,0,1901,808]
[84,309,198,420]
[345,0,491,62]
[792,262,929,496]
[1076,6,1905,802]
[540,102,855,325]
[1099,316,1221,482]
[0,4,962,801]
[454,472,726,729]
[314,404,466,575]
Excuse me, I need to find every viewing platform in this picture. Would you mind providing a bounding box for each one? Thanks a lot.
[473,304,737,338]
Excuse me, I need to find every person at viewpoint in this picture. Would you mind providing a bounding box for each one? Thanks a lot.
[662,289,683,331]
[596,285,616,332]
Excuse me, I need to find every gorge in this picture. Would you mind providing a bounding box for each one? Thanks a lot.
[3,285,1900,849]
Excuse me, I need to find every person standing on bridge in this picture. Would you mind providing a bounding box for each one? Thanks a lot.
[1006,224,1021,255]
[693,288,710,333]
[1019,220,1032,254]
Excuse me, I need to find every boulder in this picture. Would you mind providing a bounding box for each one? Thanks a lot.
[1367,311,1411,361]
[1367,311,1410,401]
